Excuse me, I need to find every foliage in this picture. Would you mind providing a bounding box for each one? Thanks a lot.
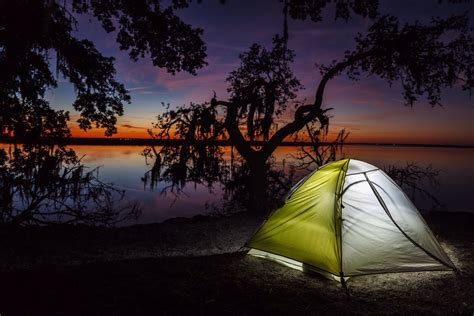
[0,144,140,226]
[0,0,207,137]
[0,0,209,224]
[345,14,473,106]
[145,1,473,211]
[142,102,227,196]
[227,36,303,141]
[71,0,207,75]
[285,0,379,22]
[207,157,297,214]
[292,128,349,170]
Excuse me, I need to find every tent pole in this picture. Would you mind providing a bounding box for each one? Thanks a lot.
[340,272,350,298]
[337,160,350,299]
[363,173,455,270]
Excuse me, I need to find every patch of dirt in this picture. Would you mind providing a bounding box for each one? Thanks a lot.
[0,211,473,315]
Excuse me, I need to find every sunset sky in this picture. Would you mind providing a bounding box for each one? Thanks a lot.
[46,0,473,145]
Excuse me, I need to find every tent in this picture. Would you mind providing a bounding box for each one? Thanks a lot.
[246,159,456,283]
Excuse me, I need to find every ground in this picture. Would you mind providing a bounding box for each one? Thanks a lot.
[0,211,473,315]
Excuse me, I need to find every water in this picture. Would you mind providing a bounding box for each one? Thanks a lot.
[66,145,474,224]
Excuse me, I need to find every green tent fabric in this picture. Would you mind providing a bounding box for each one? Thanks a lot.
[246,159,455,281]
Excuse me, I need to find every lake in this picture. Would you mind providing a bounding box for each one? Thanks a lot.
[66,145,474,224]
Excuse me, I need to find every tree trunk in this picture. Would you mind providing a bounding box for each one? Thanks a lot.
[248,157,269,213]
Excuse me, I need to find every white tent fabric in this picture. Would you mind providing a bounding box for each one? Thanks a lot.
[342,159,454,275]
[247,159,455,281]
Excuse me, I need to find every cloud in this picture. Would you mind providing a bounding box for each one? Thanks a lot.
[127,86,151,92]
[120,124,148,130]
[63,0,473,145]
[125,86,167,96]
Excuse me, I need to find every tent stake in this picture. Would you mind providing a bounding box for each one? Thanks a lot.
[340,272,350,299]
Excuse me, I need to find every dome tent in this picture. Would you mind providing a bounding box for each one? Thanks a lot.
[246,159,456,283]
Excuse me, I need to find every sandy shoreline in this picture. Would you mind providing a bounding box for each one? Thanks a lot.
[0,211,473,314]
[0,211,264,270]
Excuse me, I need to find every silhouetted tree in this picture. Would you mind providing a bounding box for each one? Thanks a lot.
[0,0,207,137]
[141,101,227,196]
[292,129,348,168]
[148,1,473,211]
[0,143,140,226]
[0,0,208,224]
[207,155,297,214]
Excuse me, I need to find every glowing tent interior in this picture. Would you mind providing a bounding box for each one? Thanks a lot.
[246,159,456,282]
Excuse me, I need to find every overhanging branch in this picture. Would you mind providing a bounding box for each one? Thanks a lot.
[261,50,376,158]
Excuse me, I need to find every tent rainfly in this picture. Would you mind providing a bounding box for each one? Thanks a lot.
[246,159,456,283]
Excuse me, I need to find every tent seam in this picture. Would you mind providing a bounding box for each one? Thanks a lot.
[334,159,350,278]
[345,168,379,176]
[378,171,456,268]
[249,246,453,278]
[346,267,453,277]
[247,161,347,246]
[363,173,455,270]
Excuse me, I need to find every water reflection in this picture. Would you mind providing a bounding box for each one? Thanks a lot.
[70,145,474,224]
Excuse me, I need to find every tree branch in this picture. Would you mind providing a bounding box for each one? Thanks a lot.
[211,98,256,162]
[261,50,375,158]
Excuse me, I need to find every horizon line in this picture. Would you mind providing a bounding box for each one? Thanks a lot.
[1,137,473,148]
